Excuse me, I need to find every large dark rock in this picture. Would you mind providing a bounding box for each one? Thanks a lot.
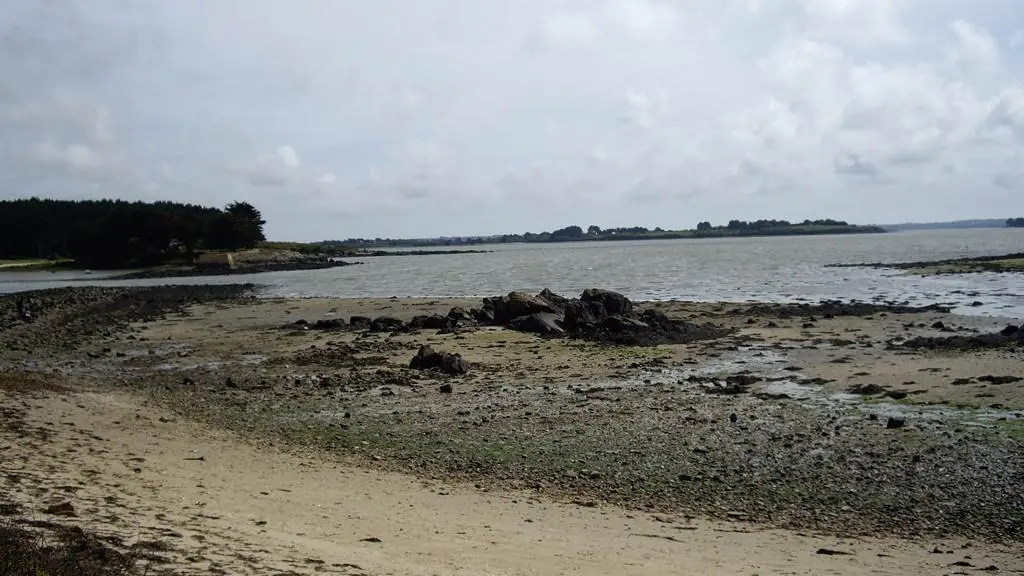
[581,289,633,316]
[537,288,569,311]
[349,316,372,330]
[409,314,452,330]
[370,316,406,333]
[483,291,559,324]
[509,312,565,335]
[470,307,496,325]
[601,315,648,332]
[409,345,470,375]
[312,318,345,330]
[474,288,732,346]
[563,299,600,331]
[447,307,475,325]
[639,308,672,329]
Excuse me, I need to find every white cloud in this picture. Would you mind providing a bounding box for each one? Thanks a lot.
[948,20,1001,72]
[29,141,105,171]
[2,0,1024,239]
[242,146,334,191]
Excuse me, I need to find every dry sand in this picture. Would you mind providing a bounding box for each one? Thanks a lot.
[4,385,1021,576]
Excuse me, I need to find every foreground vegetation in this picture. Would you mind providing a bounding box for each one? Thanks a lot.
[0,517,141,576]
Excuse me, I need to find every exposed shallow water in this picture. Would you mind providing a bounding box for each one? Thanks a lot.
[2,229,1023,317]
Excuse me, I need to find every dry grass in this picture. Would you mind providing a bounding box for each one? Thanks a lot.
[0,518,137,576]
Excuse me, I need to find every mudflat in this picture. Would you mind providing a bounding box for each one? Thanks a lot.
[1,286,1022,574]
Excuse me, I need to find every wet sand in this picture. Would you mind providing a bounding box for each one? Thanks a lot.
[1,287,1023,573]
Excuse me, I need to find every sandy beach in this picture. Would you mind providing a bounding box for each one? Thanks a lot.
[2,285,1022,574]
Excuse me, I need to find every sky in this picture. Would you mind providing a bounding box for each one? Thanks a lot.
[1,0,1023,240]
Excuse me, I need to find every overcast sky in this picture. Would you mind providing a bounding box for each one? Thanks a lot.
[2,0,1023,240]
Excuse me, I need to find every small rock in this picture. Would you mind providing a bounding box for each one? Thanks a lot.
[886,416,906,429]
[439,383,453,394]
[816,548,853,556]
[42,502,77,517]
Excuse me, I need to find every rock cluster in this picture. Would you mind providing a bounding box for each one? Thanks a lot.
[301,288,732,346]
[479,288,731,346]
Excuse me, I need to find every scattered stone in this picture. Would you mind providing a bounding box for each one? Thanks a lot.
[369,316,405,333]
[312,318,345,330]
[42,501,77,517]
[886,417,906,430]
[360,537,383,543]
[848,383,887,395]
[349,316,372,330]
[977,375,1023,385]
[439,383,453,394]
[816,548,853,556]
[409,314,451,330]
[898,326,1023,351]
[409,345,470,375]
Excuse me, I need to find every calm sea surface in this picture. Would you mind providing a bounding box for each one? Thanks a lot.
[2,229,1023,317]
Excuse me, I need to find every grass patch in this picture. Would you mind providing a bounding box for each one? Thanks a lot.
[997,419,1024,441]
[616,346,666,358]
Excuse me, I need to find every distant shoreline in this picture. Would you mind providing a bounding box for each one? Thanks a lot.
[333,223,887,250]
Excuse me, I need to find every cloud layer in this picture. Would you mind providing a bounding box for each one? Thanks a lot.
[2,0,1023,239]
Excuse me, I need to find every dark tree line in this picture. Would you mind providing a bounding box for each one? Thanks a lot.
[0,198,266,267]
[1007,218,1024,228]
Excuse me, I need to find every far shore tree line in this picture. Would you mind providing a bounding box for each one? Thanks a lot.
[0,198,266,267]
[338,218,881,247]
[1008,218,1024,227]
